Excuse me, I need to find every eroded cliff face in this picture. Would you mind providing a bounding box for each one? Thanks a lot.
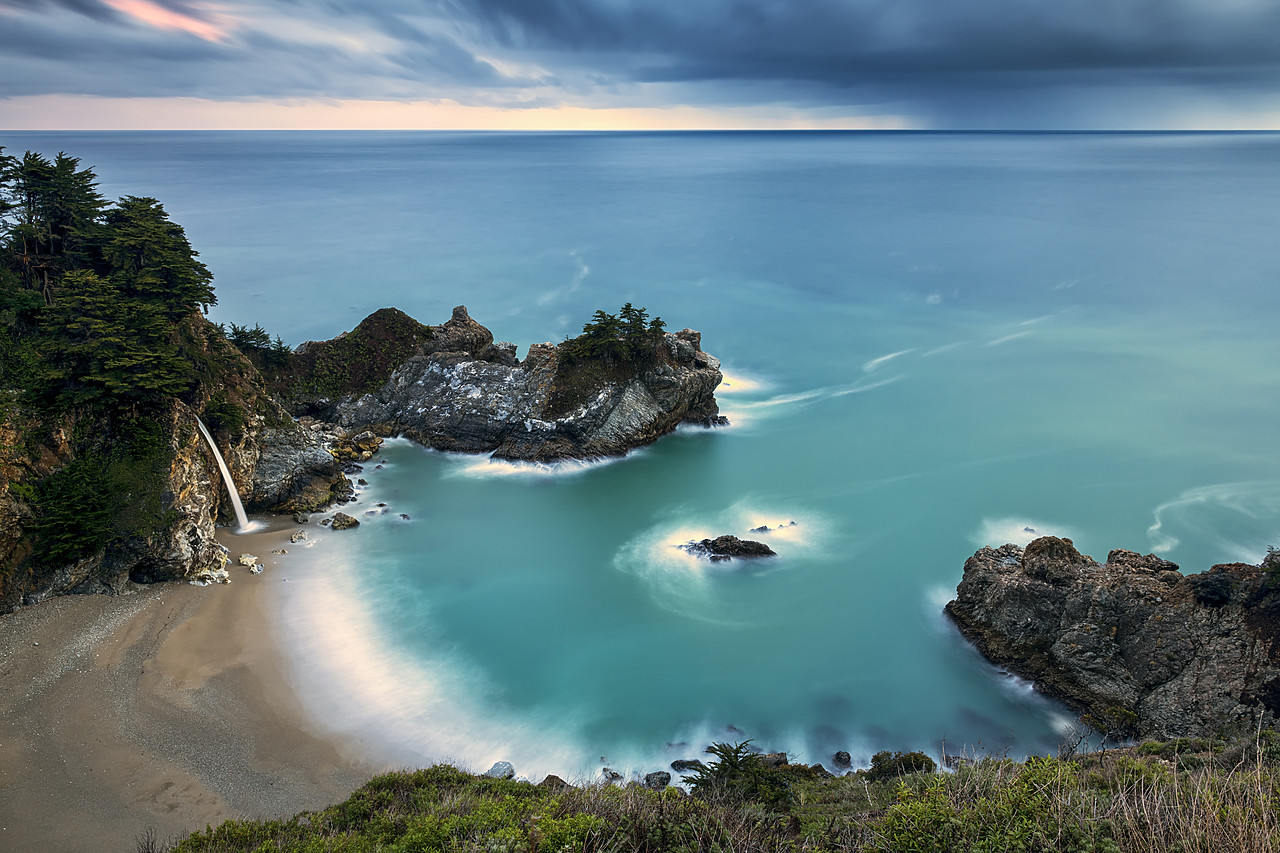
[333,306,724,462]
[946,536,1280,738]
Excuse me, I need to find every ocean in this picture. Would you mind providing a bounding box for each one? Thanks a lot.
[8,130,1280,779]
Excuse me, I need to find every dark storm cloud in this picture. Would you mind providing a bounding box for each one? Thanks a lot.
[451,0,1280,82]
[1,0,1278,124]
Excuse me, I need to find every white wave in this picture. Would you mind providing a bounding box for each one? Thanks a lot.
[536,249,590,306]
[862,349,914,373]
[442,451,624,480]
[717,369,769,395]
[921,341,968,357]
[732,376,901,413]
[1147,481,1280,559]
[986,331,1033,346]
[970,517,1075,549]
[271,558,589,781]
[1018,314,1056,327]
[613,501,831,623]
[924,585,954,614]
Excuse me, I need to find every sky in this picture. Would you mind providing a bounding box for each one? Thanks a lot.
[2,0,1279,130]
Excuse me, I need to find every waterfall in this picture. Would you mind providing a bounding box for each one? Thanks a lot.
[195,417,250,530]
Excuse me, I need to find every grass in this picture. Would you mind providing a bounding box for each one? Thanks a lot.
[141,734,1280,853]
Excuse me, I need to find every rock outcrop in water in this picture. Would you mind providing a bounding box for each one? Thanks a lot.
[946,536,1280,738]
[327,306,724,462]
[681,536,777,562]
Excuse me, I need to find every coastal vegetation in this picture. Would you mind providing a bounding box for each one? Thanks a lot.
[154,733,1280,853]
[0,149,236,578]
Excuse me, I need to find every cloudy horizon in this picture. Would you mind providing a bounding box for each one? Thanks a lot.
[2,0,1279,130]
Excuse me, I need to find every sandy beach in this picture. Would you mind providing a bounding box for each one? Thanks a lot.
[0,522,382,852]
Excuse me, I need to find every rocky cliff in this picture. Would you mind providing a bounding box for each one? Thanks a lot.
[330,306,724,462]
[0,317,350,614]
[946,536,1280,738]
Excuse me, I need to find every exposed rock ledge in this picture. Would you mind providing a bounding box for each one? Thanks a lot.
[946,536,1280,738]
[329,306,725,462]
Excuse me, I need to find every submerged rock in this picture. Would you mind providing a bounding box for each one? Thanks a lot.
[330,512,360,531]
[681,535,777,561]
[670,759,705,773]
[946,536,1280,738]
[644,771,672,789]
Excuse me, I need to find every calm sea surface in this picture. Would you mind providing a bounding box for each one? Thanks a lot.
[8,130,1280,778]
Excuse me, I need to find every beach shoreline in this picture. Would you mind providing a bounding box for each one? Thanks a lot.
[0,520,381,852]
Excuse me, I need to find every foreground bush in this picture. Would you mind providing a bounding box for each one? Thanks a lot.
[152,737,1280,853]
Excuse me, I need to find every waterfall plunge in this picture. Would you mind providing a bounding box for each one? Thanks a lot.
[195,417,250,530]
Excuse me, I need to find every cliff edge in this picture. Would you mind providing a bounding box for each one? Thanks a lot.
[946,536,1280,738]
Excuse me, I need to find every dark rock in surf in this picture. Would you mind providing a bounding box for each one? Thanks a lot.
[946,536,1280,738]
[671,759,705,773]
[682,535,777,561]
[330,512,360,531]
[644,771,672,789]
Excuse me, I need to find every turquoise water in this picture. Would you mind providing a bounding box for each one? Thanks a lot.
[9,131,1280,778]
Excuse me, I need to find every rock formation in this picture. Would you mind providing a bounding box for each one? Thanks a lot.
[0,304,723,613]
[329,306,724,462]
[681,536,777,562]
[946,536,1280,738]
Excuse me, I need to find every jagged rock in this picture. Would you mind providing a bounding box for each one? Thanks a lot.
[237,553,259,567]
[331,430,383,463]
[491,341,519,366]
[292,512,309,524]
[750,525,770,534]
[601,768,623,783]
[946,536,1280,738]
[681,536,777,561]
[833,751,852,768]
[538,774,573,792]
[331,308,724,462]
[671,759,705,773]
[758,752,788,768]
[399,514,410,521]
[290,530,308,544]
[483,761,515,780]
[644,771,671,789]
[330,512,360,531]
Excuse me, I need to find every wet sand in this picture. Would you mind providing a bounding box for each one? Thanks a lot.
[0,523,382,852]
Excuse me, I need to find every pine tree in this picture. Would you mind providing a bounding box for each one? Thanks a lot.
[103,196,215,319]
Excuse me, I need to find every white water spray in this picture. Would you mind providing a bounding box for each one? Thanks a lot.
[195,417,250,530]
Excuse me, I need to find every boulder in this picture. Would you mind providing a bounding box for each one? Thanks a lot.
[671,759,705,773]
[833,751,852,768]
[330,512,360,531]
[644,771,671,790]
[681,536,777,561]
[946,537,1280,738]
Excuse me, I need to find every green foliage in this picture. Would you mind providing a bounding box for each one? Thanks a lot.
[36,269,193,408]
[874,756,1117,853]
[681,740,793,808]
[562,302,666,364]
[203,392,246,437]
[102,195,215,318]
[867,750,939,782]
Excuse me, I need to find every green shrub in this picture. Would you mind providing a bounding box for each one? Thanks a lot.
[867,750,938,782]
